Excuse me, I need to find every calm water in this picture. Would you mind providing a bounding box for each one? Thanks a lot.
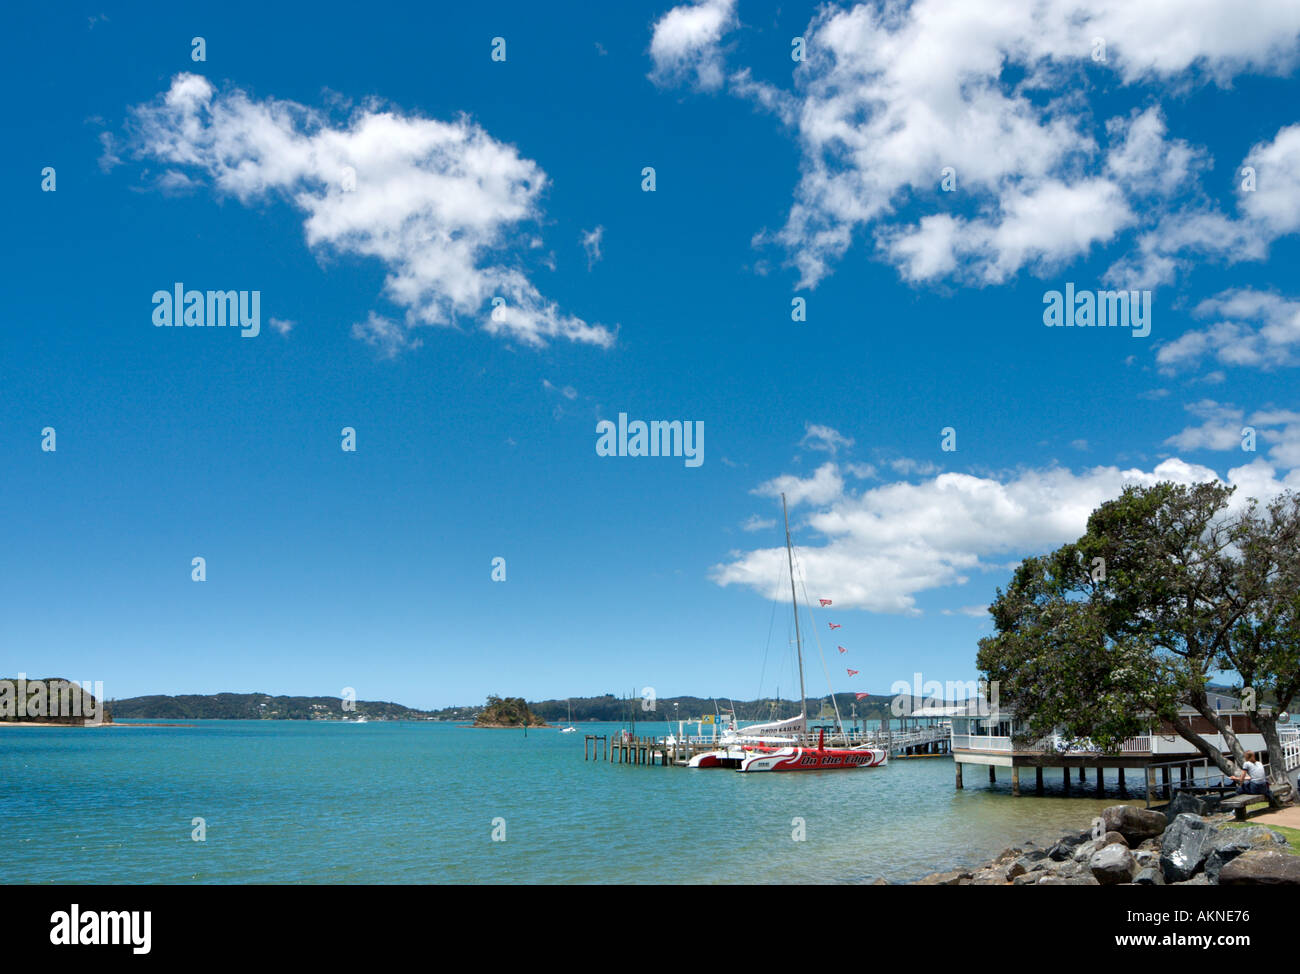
[0,721,1138,884]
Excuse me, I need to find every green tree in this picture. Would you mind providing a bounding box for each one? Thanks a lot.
[978,482,1299,803]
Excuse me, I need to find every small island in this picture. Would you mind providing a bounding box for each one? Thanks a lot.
[0,677,112,726]
[472,694,550,728]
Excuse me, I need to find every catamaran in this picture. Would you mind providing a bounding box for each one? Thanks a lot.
[688,493,887,773]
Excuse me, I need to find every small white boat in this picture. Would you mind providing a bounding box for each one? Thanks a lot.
[559,699,577,734]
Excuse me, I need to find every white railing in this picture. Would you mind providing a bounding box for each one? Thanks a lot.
[1282,728,1300,772]
[954,734,1014,751]
[952,733,1152,754]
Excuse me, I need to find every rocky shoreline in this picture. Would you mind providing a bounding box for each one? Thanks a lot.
[911,795,1300,886]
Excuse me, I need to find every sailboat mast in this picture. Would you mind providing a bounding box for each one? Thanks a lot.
[782,493,807,721]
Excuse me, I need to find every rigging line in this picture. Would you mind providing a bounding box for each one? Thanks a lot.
[791,543,848,742]
[754,557,784,720]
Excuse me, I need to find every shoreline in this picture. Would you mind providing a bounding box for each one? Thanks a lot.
[0,720,194,728]
[464,722,554,729]
[909,797,1299,885]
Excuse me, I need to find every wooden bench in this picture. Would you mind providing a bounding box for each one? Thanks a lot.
[1221,792,1271,821]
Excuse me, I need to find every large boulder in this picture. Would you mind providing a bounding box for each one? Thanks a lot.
[1218,851,1300,885]
[1205,827,1287,884]
[1037,875,1101,885]
[1072,838,1105,862]
[1102,805,1168,844]
[1160,813,1215,883]
[1102,831,1129,848]
[1048,833,1088,861]
[914,869,972,886]
[1090,844,1137,885]
[1165,792,1208,819]
[1133,866,1165,885]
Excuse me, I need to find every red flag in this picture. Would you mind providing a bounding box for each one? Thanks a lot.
[829,623,841,630]
[847,668,859,677]
[819,598,832,606]
[837,645,847,654]
[855,692,869,700]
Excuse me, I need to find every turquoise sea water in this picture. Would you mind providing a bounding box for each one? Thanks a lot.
[2,721,1139,884]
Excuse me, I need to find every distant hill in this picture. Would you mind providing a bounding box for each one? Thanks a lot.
[106,689,971,724]
[110,692,434,721]
[524,692,908,724]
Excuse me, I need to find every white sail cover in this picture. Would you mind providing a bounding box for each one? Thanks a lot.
[731,714,807,738]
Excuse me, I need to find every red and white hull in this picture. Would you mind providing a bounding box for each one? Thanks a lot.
[737,746,887,772]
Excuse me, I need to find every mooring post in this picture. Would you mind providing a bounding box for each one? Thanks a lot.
[1036,766,1044,795]
[1096,766,1104,797]
[988,765,996,784]
[1063,767,1071,794]
[955,761,963,789]
[1011,765,1020,797]
[1118,767,1127,797]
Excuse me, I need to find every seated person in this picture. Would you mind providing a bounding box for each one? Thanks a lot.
[1230,752,1270,796]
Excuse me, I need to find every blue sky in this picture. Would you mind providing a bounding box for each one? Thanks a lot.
[4,1,1300,709]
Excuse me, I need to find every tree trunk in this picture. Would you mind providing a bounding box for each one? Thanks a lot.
[1254,713,1293,807]
[1168,712,1238,778]
[1186,690,1247,765]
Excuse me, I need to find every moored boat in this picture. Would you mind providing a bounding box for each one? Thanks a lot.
[690,494,887,773]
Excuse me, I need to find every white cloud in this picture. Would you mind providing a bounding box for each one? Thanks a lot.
[648,0,737,91]
[1107,123,1300,287]
[1157,289,1300,373]
[800,423,854,454]
[650,1,1300,290]
[741,514,776,532]
[543,379,579,400]
[1166,400,1300,468]
[122,74,614,353]
[580,226,604,269]
[889,458,941,477]
[753,461,844,507]
[1164,400,1246,452]
[713,455,1299,613]
[351,312,420,358]
[942,605,990,619]
[269,317,294,335]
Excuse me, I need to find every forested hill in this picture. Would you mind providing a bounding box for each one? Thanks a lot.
[110,692,434,721]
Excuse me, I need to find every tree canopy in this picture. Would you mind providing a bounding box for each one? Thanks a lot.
[978,481,1300,796]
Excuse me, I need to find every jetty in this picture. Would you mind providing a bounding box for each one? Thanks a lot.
[941,693,1300,804]
[586,723,951,766]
